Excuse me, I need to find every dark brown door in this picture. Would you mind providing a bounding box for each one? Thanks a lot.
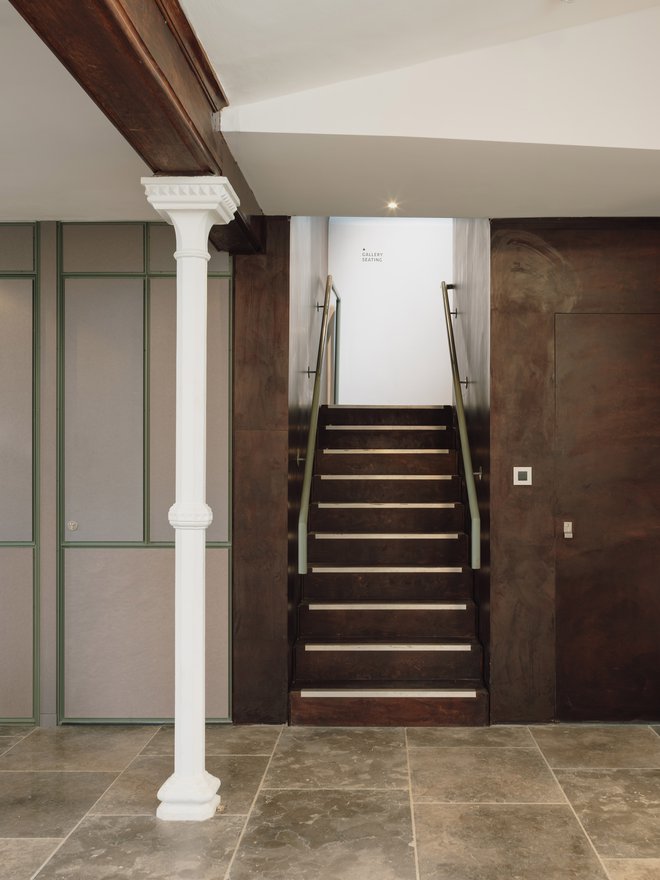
[555,313,660,720]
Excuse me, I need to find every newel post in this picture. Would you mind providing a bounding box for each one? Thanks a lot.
[142,177,238,821]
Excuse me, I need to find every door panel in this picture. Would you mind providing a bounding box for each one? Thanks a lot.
[555,314,660,720]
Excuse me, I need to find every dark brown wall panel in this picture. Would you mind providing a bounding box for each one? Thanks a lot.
[490,218,660,723]
[232,217,290,722]
[287,218,329,670]
[452,219,491,683]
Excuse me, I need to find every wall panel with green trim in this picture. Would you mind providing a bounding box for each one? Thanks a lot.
[0,221,231,724]
[58,222,232,722]
[0,225,37,722]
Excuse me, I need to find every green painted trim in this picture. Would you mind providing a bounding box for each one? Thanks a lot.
[0,717,36,725]
[225,279,234,718]
[226,276,234,546]
[0,542,36,548]
[61,542,231,549]
[32,225,41,724]
[56,221,65,723]
[143,275,149,543]
[60,717,232,725]
[227,544,233,721]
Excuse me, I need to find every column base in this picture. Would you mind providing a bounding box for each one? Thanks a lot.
[156,771,221,822]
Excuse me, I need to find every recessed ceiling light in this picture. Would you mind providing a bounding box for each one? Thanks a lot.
[386,200,399,210]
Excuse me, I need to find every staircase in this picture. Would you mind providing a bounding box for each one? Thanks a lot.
[290,404,488,726]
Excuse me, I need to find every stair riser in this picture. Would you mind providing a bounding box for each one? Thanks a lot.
[319,407,454,427]
[295,647,483,682]
[290,693,489,726]
[312,476,463,504]
[303,571,473,602]
[308,536,469,566]
[318,428,456,450]
[299,607,475,639]
[309,506,465,533]
[315,451,458,476]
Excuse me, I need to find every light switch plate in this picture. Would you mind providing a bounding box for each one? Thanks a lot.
[513,466,533,486]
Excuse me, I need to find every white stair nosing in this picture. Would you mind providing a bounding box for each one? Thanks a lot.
[325,425,447,431]
[319,475,453,481]
[310,566,463,573]
[326,405,448,409]
[312,532,460,540]
[307,603,467,611]
[300,689,477,699]
[316,502,456,509]
[304,643,472,652]
[322,449,450,454]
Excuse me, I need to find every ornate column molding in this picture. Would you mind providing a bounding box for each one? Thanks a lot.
[142,176,238,822]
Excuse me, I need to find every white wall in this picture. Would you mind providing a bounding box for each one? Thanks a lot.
[329,217,452,405]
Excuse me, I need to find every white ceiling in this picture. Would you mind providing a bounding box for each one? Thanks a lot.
[2,0,660,220]
[211,1,660,217]
[181,0,660,104]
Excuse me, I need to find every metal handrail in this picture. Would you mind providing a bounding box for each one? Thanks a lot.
[441,281,481,569]
[298,275,341,574]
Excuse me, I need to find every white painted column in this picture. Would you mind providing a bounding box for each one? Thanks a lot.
[142,177,239,821]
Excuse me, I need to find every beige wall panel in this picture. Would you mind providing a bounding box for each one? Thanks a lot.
[62,224,144,274]
[64,278,144,542]
[207,278,231,541]
[64,548,229,719]
[148,224,229,274]
[0,548,33,718]
[208,248,231,275]
[0,279,33,541]
[149,278,230,543]
[148,224,177,274]
[0,224,34,272]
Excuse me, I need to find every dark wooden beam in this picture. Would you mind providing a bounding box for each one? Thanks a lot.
[9,0,265,254]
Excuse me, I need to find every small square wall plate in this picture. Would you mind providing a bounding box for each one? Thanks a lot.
[513,466,533,486]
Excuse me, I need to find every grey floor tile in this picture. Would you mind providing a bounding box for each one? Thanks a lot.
[0,726,157,772]
[34,814,244,880]
[229,789,416,880]
[264,727,407,790]
[407,725,535,749]
[0,772,116,838]
[0,726,34,738]
[556,769,660,859]
[532,726,660,769]
[603,859,660,879]
[0,838,62,880]
[409,746,564,804]
[142,724,281,756]
[603,859,660,880]
[0,737,24,754]
[91,754,268,816]
[414,803,608,880]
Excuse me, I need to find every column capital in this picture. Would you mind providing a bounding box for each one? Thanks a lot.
[141,176,240,226]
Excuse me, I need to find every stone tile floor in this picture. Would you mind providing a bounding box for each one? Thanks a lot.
[2,723,660,879]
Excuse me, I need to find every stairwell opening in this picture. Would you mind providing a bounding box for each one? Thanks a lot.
[288,216,489,726]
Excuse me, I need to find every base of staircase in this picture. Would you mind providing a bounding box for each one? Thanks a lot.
[289,685,489,726]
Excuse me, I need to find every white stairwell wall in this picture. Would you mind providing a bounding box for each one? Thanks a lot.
[328,217,453,405]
